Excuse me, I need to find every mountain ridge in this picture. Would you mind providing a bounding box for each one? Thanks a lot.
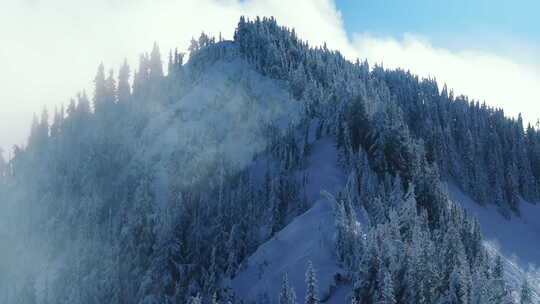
[0,16,537,304]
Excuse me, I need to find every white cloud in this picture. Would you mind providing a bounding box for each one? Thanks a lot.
[1,0,539,158]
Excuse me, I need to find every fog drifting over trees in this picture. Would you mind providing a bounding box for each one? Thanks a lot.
[2,0,539,157]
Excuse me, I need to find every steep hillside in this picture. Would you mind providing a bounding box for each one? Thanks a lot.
[232,199,343,303]
[232,140,346,303]
[448,184,540,269]
[234,140,540,303]
[448,184,540,300]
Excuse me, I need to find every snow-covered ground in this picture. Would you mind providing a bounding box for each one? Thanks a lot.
[232,139,350,303]
[231,199,346,303]
[448,183,540,300]
[234,142,540,303]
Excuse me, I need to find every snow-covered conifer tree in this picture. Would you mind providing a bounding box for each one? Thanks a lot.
[305,261,319,304]
[118,59,131,104]
[93,63,107,112]
[279,273,297,304]
[519,278,532,304]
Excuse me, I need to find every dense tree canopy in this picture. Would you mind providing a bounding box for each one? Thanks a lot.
[0,16,535,304]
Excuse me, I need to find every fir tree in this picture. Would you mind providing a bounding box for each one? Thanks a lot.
[279,273,297,304]
[493,254,504,279]
[118,59,131,104]
[149,42,163,79]
[519,278,533,304]
[0,147,6,182]
[377,266,396,304]
[93,62,106,112]
[226,225,238,278]
[305,261,319,304]
[105,68,117,109]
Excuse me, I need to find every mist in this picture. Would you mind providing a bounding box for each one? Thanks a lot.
[3,0,539,159]
[0,0,348,157]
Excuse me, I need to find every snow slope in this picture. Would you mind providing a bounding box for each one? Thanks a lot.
[231,199,343,303]
[232,139,350,303]
[234,144,540,303]
[448,183,540,299]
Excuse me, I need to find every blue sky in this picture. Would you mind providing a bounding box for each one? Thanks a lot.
[335,0,539,61]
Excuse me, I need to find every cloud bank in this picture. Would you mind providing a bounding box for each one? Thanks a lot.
[1,0,539,158]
